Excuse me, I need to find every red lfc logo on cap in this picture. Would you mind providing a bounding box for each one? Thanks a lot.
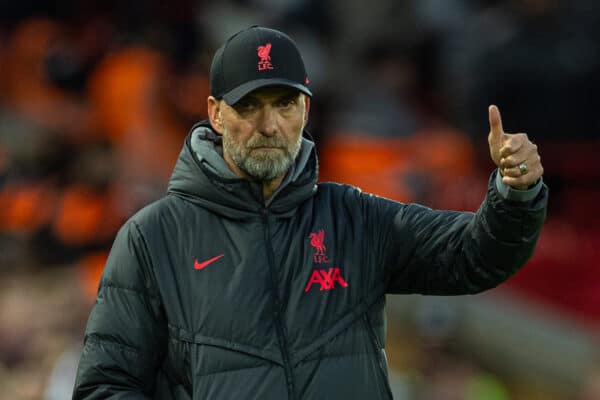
[257,43,274,71]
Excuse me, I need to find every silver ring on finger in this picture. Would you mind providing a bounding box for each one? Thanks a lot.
[518,162,528,175]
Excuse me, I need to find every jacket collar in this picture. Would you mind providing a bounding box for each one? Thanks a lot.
[167,120,318,219]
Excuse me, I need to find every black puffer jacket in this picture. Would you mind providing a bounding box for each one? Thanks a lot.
[73,121,548,399]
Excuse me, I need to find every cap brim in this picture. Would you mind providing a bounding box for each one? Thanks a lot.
[222,78,312,105]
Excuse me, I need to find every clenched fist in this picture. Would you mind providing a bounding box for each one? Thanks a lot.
[488,105,544,190]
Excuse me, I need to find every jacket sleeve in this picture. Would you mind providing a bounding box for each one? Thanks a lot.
[73,221,167,399]
[379,170,548,295]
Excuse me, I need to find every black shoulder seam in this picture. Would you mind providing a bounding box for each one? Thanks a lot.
[128,220,161,298]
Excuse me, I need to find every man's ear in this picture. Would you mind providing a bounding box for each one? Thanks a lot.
[207,96,224,134]
[303,95,311,128]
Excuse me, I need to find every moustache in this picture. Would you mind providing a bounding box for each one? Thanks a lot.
[247,136,287,149]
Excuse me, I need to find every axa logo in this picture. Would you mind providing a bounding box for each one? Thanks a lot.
[304,268,348,292]
[257,43,274,71]
[309,229,329,264]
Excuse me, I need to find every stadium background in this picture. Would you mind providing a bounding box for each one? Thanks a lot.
[0,0,599,398]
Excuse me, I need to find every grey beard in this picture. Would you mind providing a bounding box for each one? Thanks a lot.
[223,132,302,182]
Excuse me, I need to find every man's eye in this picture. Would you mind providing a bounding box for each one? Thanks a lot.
[235,101,256,112]
[278,98,296,108]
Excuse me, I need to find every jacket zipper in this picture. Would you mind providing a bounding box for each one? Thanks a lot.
[364,316,394,400]
[261,209,295,400]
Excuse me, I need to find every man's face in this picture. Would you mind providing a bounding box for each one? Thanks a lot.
[214,86,309,182]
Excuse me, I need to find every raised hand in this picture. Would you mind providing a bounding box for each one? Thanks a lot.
[488,105,544,190]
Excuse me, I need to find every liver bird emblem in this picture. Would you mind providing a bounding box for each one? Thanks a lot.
[309,229,326,255]
[257,43,274,70]
[257,43,272,61]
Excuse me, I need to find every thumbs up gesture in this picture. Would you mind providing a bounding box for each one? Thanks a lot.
[488,105,544,190]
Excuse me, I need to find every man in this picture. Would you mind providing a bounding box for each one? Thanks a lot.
[73,26,547,399]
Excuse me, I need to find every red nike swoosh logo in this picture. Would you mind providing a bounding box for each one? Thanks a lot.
[194,254,225,270]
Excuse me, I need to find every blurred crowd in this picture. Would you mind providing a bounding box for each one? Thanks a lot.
[0,0,599,398]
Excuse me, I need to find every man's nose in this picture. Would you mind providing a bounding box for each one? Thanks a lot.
[257,106,278,136]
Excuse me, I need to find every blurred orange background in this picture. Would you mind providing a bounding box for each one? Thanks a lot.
[1,1,599,399]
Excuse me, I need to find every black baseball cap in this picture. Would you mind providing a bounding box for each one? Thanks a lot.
[210,26,312,105]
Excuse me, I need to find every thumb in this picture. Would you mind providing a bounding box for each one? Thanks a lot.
[488,104,504,145]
